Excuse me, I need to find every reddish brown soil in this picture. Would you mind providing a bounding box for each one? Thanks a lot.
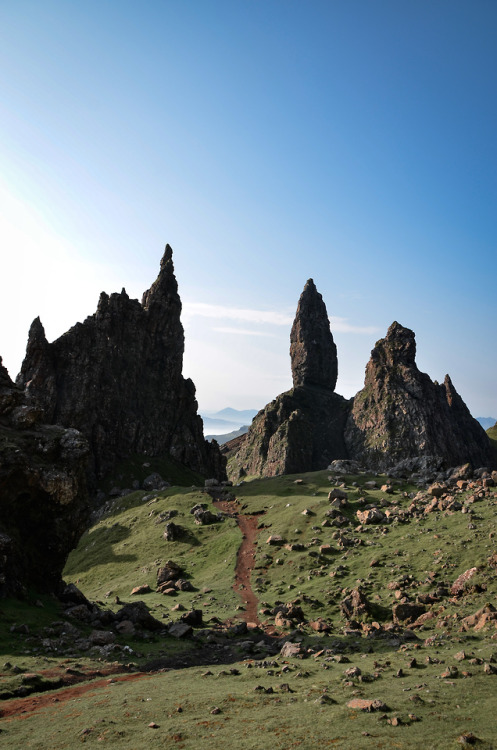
[0,672,147,720]
[212,497,264,627]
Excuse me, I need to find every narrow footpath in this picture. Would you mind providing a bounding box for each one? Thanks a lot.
[210,493,264,628]
[0,491,267,721]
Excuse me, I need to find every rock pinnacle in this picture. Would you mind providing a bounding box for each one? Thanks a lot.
[290,279,338,391]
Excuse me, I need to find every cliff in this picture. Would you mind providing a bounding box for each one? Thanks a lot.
[345,322,494,471]
[0,358,90,596]
[17,246,225,484]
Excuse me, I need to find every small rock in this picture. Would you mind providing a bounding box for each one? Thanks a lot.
[347,698,388,712]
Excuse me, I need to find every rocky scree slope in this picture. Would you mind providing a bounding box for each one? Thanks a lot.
[17,246,225,485]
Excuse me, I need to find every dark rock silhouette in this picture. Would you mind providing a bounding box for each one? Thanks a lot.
[290,279,338,390]
[229,280,349,478]
[0,358,90,596]
[345,322,494,471]
[17,245,225,483]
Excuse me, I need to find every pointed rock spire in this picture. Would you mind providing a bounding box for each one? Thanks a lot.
[15,245,225,484]
[16,316,56,421]
[142,244,179,310]
[290,279,338,391]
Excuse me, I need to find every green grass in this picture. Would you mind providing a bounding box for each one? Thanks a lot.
[487,423,497,458]
[1,468,496,748]
[64,486,242,622]
[1,645,496,749]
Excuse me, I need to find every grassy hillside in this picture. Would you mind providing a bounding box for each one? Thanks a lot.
[487,422,497,455]
[1,467,496,748]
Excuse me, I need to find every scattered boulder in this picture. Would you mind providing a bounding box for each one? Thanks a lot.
[392,602,426,626]
[194,508,219,525]
[347,698,388,712]
[157,561,183,585]
[451,568,478,597]
[168,621,193,638]
[267,535,285,546]
[90,630,116,646]
[309,618,331,632]
[163,521,183,541]
[328,488,348,501]
[356,508,386,525]
[280,641,302,658]
[143,473,169,491]
[340,588,372,621]
[115,601,162,631]
[131,584,152,596]
[460,604,497,632]
[180,609,203,628]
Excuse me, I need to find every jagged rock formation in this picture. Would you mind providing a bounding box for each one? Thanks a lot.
[290,279,338,390]
[345,322,494,472]
[229,280,349,478]
[0,358,90,596]
[17,246,225,483]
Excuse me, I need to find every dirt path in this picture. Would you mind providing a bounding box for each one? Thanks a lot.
[0,491,267,722]
[0,672,148,721]
[211,496,264,627]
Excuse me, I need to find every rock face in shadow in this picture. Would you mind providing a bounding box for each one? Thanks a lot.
[17,246,225,483]
[290,279,338,390]
[0,359,90,596]
[344,322,494,472]
[229,280,349,479]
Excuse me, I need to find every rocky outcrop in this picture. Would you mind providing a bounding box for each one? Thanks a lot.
[229,280,349,478]
[0,358,90,596]
[290,279,337,390]
[345,322,494,472]
[17,246,225,483]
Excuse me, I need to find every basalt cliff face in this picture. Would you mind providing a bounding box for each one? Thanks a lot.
[228,280,350,479]
[0,359,90,596]
[344,322,495,472]
[17,246,225,484]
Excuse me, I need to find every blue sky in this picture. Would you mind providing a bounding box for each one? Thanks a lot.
[0,1,495,416]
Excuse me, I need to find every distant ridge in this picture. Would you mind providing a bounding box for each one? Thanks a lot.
[200,408,258,436]
[206,425,250,445]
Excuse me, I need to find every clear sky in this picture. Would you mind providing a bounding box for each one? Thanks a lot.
[0,1,495,417]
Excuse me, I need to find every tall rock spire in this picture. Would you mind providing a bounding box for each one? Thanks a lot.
[290,279,338,391]
[17,245,225,485]
[228,280,349,479]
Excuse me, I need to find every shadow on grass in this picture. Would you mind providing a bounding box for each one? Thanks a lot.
[64,523,137,574]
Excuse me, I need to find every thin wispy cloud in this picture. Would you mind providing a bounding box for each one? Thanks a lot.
[183,302,378,335]
[329,317,380,335]
[213,327,277,337]
[183,302,292,326]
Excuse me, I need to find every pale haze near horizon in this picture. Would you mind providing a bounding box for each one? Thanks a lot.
[0,1,495,419]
